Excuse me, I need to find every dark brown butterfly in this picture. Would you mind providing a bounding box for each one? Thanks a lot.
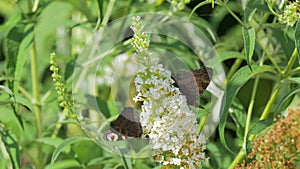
[104,107,142,141]
[172,67,213,107]
[105,67,212,141]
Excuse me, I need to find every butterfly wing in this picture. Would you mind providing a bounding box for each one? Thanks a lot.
[172,67,213,107]
[110,107,142,139]
[192,67,213,96]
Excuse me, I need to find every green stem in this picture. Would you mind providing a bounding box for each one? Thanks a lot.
[101,0,115,27]
[95,0,103,31]
[243,77,259,145]
[31,38,43,169]
[290,66,300,75]
[228,149,246,169]
[282,48,298,77]
[228,78,261,168]
[217,0,247,27]
[256,40,282,73]
[188,1,212,21]
[225,58,243,85]
[259,84,281,120]
[18,86,32,101]
[259,48,298,120]
[198,110,208,131]
[32,0,39,12]
[229,53,265,168]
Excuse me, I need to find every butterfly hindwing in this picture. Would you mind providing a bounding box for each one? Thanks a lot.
[104,107,142,141]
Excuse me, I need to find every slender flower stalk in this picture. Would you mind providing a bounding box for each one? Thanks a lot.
[49,53,76,119]
[131,16,207,169]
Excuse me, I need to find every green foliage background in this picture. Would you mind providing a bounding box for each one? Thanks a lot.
[0,0,299,169]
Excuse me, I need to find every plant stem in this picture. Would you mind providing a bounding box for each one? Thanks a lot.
[282,48,298,77]
[260,48,298,120]
[101,0,115,27]
[256,40,282,73]
[259,84,281,120]
[229,53,265,168]
[31,38,43,169]
[243,77,259,144]
[228,149,246,169]
[18,86,32,101]
[290,66,300,75]
[188,1,212,21]
[32,0,39,12]
[217,0,247,27]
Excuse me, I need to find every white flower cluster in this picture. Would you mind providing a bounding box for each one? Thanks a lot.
[278,0,300,27]
[133,55,207,168]
[131,16,207,169]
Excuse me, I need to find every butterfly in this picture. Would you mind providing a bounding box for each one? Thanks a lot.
[104,107,142,141]
[171,67,213,107]
[104,67,213,141]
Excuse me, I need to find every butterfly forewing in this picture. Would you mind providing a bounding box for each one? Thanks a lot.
[172,67,213,107]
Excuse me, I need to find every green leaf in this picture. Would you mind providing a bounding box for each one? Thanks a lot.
[36,137,66,149]
[34,1,75,80]
[275,86,300,115]
[244,7,256,23]
[50,137,92,164]
[15,96,33,112]
[4,21,26,91]
[13,26,33,94]
[0,85,24,129]
[219,65,275,151]
[0,86,23,136]
[0,130,20,169]
[206,142,233,169]
[229,99,247,139]
[219,51,245,62]
[242,26,255,70]
[284,77,300,84]
[295,22,300,64]
[45,159,81,169]
[264,0,279,16]
[120,156,133,169]
[64,58,76,80]
[87,156,121,166]
[0,106,23,137]
[272,28,295,58]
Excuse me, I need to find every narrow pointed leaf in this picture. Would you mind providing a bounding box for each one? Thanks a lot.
[4,22,26,91]
[275,86,300,115]
[295,22,300,64]
[242,26,255,70]
[219,51,245,62]
[51,137,92,164]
